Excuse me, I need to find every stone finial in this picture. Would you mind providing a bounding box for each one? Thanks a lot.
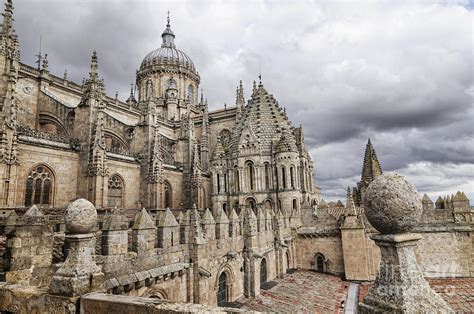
[360,173,452,313]
[364,173,422,234]
[65,198,97,234]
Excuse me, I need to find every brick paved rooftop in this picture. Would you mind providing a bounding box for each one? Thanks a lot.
[237,270,348,313]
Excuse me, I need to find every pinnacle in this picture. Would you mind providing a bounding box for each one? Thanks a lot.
[361,139,382,184]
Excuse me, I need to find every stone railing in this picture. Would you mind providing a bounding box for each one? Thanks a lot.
[105,145,141,162]
[17,125,80,150]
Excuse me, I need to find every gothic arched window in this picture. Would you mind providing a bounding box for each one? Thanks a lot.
[107,174,123,208]
[24,164,54,207]
[164,181,172,208]
[292,199,297,211]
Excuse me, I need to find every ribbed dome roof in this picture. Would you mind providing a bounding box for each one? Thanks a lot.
[139,16,196,73]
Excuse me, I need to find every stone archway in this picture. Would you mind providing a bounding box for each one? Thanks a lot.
[217,272,228,306]
[141,287,168,300]
[260,258,267,287]
[214,263,235,306]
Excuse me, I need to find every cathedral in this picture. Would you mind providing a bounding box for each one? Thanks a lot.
[0,1,472,312]
[0,10,318,215]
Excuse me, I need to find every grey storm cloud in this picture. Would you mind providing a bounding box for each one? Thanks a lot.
[12,0,474,202]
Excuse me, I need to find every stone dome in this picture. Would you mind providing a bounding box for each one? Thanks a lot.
[139,18,196,74]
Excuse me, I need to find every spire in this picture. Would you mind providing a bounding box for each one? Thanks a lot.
[1,0,14,36]
[361,138,382,184]
[42,53,48,71]
[252,80,257,95]
[89,51,98,80]
[161,11,176,48]
[345,187,357,216]
[236,80,245,110]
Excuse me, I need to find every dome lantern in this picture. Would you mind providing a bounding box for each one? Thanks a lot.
[161,11,176,48]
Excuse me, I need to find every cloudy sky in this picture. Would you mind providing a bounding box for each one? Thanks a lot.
[12,0,473,203]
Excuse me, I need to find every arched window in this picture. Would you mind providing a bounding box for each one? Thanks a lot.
[219,129,231,153]
[264,200,272,211]
[281,166,286,189]
[286,251,290,271]
[260,258,267,287]
[224,173,228,192]
[217,272,228,306]
[290,166,295,189]
[187,85,194,105]
[25,164,54,207]
[246,198,256,212]
[278,199,282,211]
[164,181,172,208]
[217,173,221,193]
[223,203,227,215]
[246,161,255,191]
[264,163,270,189]
[234,167,240,192]
[315,253,325,272]
[107,174,123,208]
[292,199,297,212]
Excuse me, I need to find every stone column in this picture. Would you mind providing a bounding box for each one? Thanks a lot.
[359,173,452,313]
[49,199,104,297]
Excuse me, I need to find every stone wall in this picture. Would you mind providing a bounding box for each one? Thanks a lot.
[16,144,80,207]
[295,234,344,275]
[416,230,473,278]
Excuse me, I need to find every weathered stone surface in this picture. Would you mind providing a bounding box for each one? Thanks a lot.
[360,172,453,313]
[364,173,422,234]
[64,199,97,234]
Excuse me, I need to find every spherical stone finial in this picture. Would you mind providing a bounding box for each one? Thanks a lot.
[65,198,97,234]
[364,173,422,234]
